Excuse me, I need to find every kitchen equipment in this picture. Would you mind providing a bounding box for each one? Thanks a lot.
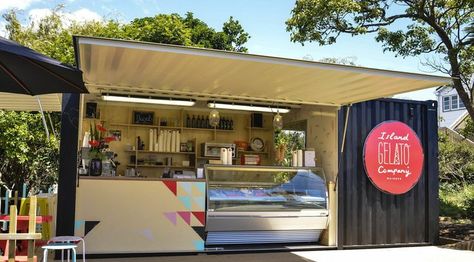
[234,140,249,151]
[201,143,236,158]
[240,154,261,165]
[249,137,265,152]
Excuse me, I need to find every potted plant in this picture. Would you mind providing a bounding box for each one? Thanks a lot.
[88,123,115,176]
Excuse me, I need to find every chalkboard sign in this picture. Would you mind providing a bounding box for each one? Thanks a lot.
[133,111,154,125]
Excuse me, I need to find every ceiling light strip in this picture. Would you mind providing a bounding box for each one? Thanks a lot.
[208,102,290,113]
[102,94,195,106]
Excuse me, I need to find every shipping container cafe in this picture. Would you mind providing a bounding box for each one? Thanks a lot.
[55,36,451,256]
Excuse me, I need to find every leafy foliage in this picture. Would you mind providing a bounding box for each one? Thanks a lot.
[459,118,474,141]
[440,184,474,219]
[286,0,474,123]
[438,130,474,219]
[2,7,250,66]
[319,56,357,65]
[0,111,60,192]
[0,6,250,190]
[274,130,305,166]
[438,131,474,186]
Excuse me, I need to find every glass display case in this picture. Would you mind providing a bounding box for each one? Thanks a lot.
[205,165,329,245]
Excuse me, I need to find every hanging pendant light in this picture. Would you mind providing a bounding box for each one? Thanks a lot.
[209,102,220,128]
[273,111,283,130]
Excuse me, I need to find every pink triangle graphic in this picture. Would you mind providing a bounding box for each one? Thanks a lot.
[164,212,177,225]
[177,211,191,225]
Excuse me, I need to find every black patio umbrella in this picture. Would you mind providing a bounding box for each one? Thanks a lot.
[0,36,88,138]
[0,36,87,95]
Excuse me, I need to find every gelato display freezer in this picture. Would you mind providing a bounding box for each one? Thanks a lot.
[205,165,329,245]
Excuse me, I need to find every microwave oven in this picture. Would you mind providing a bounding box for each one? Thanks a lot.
[201,143,236,158]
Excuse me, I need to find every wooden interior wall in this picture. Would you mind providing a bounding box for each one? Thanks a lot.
[285,104,339,246]
[286,105,339,181]
[80,102,275,177]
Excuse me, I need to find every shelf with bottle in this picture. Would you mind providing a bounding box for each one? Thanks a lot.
[246,126,271,131]
[237,150,269,155]
[127,164,196,169]
[184,113,234,131]
[125,150,195,155]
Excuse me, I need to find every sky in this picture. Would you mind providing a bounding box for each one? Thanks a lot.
[0,0,448,101]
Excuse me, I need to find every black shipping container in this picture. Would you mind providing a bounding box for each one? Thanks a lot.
[337,98,439,248]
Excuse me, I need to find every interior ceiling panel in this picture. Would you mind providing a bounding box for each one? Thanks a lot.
[75,36,452,106]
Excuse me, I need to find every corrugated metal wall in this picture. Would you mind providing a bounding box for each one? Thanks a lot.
[337,98,439,247]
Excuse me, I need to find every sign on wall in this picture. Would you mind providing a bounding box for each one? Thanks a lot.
[363,121,424,195]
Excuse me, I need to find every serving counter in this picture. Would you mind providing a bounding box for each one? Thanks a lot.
[74,176,206,254]
[74,165,329,254]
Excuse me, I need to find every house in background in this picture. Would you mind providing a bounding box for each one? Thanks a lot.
[435,86,468,129]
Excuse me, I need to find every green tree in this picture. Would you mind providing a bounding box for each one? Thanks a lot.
[460,118,474,141]
[438,131,474,186]
[0,7,250,190]
[286,0,474,122]
[2,8,250,66]
[222,16,250,52]
[0,111,60,192]
[319,56,358,66]
[126,14,192,45]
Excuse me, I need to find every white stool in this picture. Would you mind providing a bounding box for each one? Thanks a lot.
[42,243,77,262]
[47,236,85,262]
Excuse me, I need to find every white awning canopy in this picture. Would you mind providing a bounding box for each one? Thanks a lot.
[0,93,61,111]
[75,36,451,106]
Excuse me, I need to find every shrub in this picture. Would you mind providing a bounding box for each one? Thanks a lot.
[439,184,474,219]
[438,131,474,186]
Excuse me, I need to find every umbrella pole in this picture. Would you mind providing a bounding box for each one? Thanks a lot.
[35,96,50,140]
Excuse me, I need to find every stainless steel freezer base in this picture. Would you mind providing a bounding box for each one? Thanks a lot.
[205,211,328,245]
[206,229,323,245]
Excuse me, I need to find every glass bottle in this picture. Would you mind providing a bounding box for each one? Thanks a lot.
[186,114,191,127]
[191,115,196,128]
[219,117,223,129]
[197,115,202,128]
[205,116,210,129]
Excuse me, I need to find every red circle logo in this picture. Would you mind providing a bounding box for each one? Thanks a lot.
[363,121,424,195]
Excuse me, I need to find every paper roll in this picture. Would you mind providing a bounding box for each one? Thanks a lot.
[163,131,168,152]
[292,151,298,167]
[297,149,303,167]
[166,131,171,152]
[82,132,90,147]
[176,131,180,152]
[171,131,176,152]
[149,129,153,151]
[158,130,164,152]
[153,129,157,151]
[227,148,233,165]
[220,148,228,165]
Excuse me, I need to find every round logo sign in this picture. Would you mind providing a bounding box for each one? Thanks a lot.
[363,121,424,195]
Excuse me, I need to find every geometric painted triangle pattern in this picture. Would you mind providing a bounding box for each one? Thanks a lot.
[164,212,177,225]
[192,212,205,226]
[194,183,205,195]
[74,220,85,231]
[193,239,205,251]
[162,180,177,196]
[142,229,154,241]
[177,211,191,225]
[178,196,192,210]
[84,221,100,236]
[179,182,193,196]
[192,197,205,209]
[191,226,206,239]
